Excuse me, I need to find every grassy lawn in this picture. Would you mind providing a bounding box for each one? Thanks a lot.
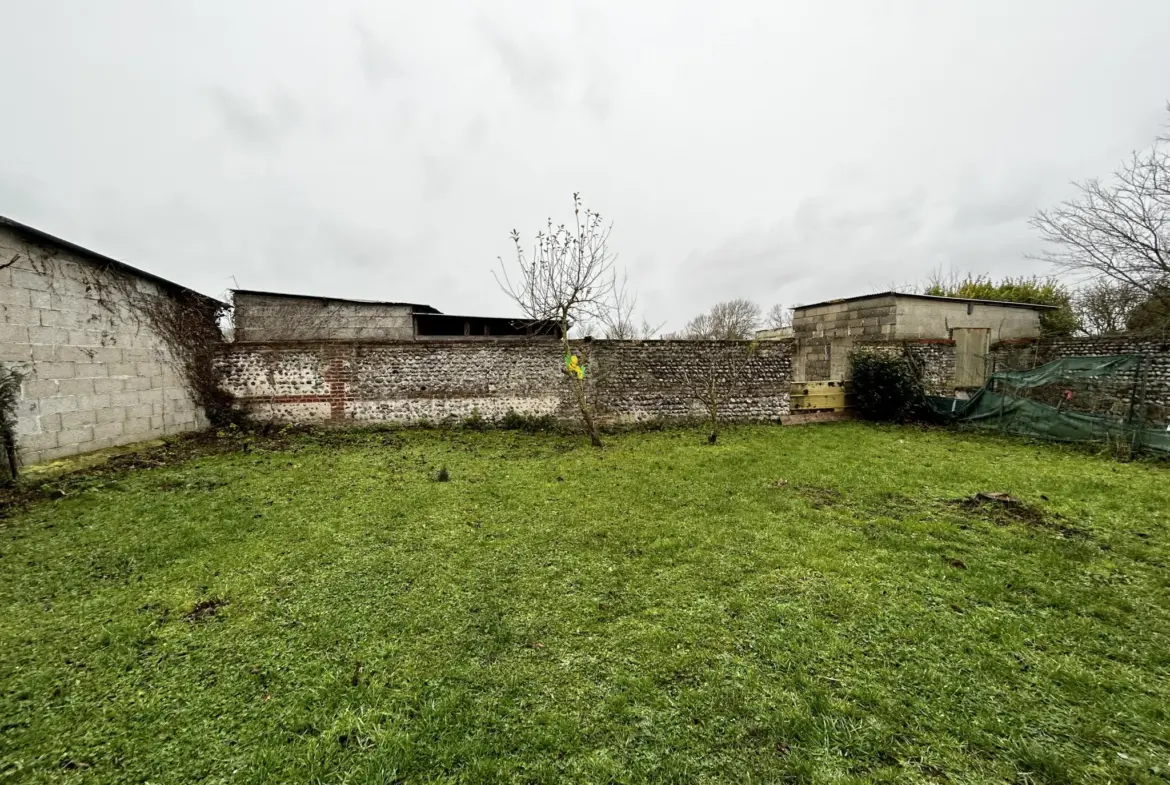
[2,423,1169,784]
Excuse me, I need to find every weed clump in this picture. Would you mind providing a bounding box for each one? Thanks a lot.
[500,410,557,433]
[462,408,490,431]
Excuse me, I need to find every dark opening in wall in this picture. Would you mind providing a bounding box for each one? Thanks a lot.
[415,314,466,337]
[413,313,562,339]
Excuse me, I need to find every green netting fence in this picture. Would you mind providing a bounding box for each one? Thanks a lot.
[926,355,1170,455]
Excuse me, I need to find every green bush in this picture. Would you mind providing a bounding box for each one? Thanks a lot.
[849,351,925,422]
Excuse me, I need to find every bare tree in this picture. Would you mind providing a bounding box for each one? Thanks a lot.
[678,299,762,340]
[679,341,758,444]
[1073,279,1144,334]
[494,193,618,447]
[598,273,665,339]
[1032,116,1170,316]
[764,303,791,330]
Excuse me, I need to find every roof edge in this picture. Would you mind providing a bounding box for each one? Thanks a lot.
[232,288,440,313]
[414,311,561,325]
[0,215,224,307]
[794,291,1060,311]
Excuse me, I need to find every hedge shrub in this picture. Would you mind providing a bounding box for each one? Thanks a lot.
[849,350,925,422]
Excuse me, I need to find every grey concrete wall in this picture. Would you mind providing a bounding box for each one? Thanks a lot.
[233,292,415,342]
[218,339,793,426]
[0,226,207,466]
[895,298,1043,341]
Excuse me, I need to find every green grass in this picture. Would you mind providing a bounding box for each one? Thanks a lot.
[2,423,1169,784]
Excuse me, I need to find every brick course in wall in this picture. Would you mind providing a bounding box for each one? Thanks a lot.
[219,340,793,426]
[1,224,213,466]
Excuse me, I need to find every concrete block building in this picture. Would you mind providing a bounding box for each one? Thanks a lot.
[790,292,1055,390]
[232,290,562,343]
[0,216,222,467]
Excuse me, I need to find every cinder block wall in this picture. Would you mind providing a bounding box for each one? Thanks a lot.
[791,296,897,381]
[218,339,793,426]
[0,226,207,466]
[791,295,1045,382]
[233,292,415,342]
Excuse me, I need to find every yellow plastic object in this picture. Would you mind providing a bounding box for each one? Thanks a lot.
[564,354,585,379]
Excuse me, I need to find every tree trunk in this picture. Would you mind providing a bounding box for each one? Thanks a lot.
[2,430,16,484]
[562,330,603,448]
[709,396,719,444]
[578,389,603,448]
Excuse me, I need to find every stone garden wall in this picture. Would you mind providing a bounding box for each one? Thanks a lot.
[991,335,1170,425]
[218,339,793,427]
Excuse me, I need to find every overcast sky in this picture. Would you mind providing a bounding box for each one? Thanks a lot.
[2,1,1169,330]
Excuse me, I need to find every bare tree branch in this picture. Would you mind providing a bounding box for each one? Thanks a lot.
[1031,132,1170,308]
[493,193,620,446]
[764,303,791,331]
[678,341,759,443]
[1072,279,1144,334]
[596,272,665,339]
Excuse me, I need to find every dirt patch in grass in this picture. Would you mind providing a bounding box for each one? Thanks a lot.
[184,597,229,623]
[774,483,926,520]
[950,492,1087,538]
[789,484,843,509]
